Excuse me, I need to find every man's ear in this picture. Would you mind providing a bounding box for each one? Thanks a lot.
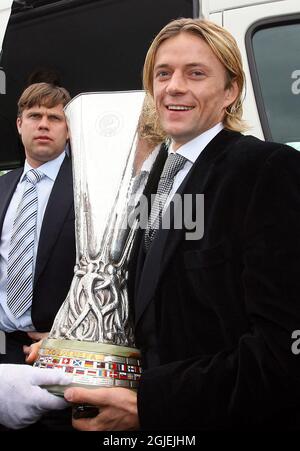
[16,116,22,134]
[224,79,239,108]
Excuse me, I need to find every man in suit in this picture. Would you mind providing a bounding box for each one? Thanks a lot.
[0,82,75,365]
[64,18,300,430]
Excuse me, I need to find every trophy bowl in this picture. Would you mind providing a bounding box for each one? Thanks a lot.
[34,91,158,395]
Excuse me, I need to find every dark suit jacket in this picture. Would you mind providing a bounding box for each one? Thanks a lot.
[129,129,300,429]
[0,155,75,332]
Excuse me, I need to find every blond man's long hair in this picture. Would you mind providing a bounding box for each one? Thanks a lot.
[138,93,167,146]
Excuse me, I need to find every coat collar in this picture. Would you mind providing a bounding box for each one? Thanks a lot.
[34,156,73,284]
[0,168,23,232]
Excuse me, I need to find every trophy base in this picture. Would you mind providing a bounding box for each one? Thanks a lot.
[34,338,141,396]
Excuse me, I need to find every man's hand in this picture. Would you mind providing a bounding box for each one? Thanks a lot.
[23,332,48,364]
[64,387,140,431]
[0,364,72,429]
[27,331,49,342]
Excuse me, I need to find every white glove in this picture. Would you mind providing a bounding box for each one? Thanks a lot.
[0,364,72,429]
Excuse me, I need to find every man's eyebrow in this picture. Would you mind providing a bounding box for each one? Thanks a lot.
[185,63,210,70]
[48,113,64,119]
[154,64,171,71]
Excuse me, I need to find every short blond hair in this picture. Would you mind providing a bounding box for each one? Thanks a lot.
[18,82,71,117]
[143,18,247,132]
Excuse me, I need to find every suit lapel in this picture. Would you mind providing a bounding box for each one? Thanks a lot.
[34,156,73,284]
[0,169,23,232]
[135,129,241,326]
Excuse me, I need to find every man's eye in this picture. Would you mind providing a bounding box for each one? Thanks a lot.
[191,71,204,77]
[156,71,169,78]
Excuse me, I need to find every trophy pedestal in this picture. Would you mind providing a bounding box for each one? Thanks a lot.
[35,338,141,396]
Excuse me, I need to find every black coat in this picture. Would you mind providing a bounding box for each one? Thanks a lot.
[129,129,300,429]
[0,155,75,332]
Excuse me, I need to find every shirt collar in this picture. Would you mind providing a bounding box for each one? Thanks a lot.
[140,144,161,172]
[169,122,224,163]
[21,150,66,182]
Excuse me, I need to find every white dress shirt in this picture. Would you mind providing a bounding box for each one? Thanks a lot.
[163,122,224,211]
[0,151,66,332]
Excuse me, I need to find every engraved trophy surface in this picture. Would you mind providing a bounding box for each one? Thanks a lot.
[34,91,154,394]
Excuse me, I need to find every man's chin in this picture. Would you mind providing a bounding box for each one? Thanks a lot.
[27,148,64,165]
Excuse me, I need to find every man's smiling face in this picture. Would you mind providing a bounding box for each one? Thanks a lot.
[153,32,238,150]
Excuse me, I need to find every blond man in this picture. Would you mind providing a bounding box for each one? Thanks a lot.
[67,19,300,430]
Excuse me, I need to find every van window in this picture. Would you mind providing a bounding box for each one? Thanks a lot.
[0,0,195,170]
[249,18,300,150]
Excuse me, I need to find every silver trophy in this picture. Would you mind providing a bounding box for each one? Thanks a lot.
[34,91,158,394]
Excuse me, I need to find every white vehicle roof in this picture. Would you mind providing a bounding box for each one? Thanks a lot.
[200,0,287,15]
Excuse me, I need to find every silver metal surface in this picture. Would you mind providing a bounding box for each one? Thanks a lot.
[49,91,153,347]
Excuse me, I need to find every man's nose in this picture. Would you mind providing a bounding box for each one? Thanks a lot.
[38,116,50,129]
[166,72,187,95]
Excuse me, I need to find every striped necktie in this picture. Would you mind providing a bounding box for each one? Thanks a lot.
[6,169,44,318]
[144,153,187,250]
